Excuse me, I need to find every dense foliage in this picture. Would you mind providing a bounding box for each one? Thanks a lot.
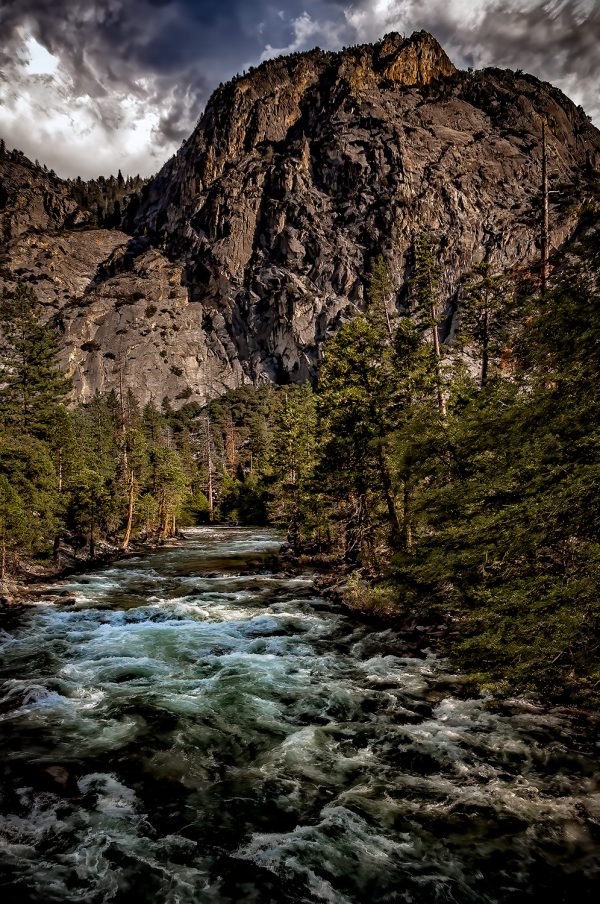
[1,215,598,702]
[68,171,147,228]
[0,283,210,574]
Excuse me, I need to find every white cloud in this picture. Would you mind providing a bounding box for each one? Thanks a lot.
[342,0,600,123]
[0,2,597,179]
[0,42,170,178]
[24,34,59,75]
[260,11,348,60]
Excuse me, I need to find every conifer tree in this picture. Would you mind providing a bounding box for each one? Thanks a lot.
[318,311,401,561]
[367,255,395,340]
[121,427,150,548]
[460,263,511,386]
[0,282,70,438]
[69,468,111,558]
[410,235,447,419]
[0,476,28,578]
[0,433,60,563]
[266,384,318,553]
[151,447,188,538]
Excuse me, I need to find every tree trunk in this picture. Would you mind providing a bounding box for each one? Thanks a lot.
[122,470,136,549]
[377,441,401,541]
[158,491,168,540]
[89,505,96,559]
[383,294,393,341]
[53,449,64,561]
[481,308,489,387]
[431,304,447,420]
[1,538,6,580]
[402,478,414,554]
[225,416,237,476]
[206,416,214,521]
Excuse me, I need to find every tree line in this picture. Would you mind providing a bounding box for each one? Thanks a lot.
[0,282,210,576]
[0,139,146,229]
[68,171,147,228]
[189,220,598,701]
[1,212,598,699]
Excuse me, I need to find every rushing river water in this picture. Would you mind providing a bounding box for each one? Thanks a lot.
[0,526,599,903]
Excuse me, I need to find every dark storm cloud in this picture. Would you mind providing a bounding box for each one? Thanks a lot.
[0,1,598,177]
[0,0,349,142]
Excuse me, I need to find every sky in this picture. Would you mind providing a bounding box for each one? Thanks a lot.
[0,0,598,180]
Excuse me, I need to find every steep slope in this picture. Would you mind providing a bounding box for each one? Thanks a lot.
[0,148,83,241]
[2,31,600,406]
[0,149,243,406]
[133,30,600,385]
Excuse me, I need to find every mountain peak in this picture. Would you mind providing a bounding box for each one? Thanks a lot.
[375,30,457,84]
[2,31,599,407]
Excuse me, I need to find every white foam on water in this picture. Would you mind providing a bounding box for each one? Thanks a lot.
[1,527,598,902]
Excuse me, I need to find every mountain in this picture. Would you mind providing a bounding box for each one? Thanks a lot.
[1,31,599,407]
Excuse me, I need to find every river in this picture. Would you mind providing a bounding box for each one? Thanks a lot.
[0,526,598,902]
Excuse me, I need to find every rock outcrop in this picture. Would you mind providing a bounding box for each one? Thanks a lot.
[1,30,600,405]
[0,152,83,241]
[134,30,600,385]
[59,238,244,405]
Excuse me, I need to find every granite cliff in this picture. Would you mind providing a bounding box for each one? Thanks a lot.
[1,31,599,406]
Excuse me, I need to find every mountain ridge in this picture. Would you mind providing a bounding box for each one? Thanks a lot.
[1,30,599,406]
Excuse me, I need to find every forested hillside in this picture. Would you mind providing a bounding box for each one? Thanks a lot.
[1,208,598,701]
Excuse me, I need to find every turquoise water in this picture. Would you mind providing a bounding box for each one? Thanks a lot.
[0,526,598,902]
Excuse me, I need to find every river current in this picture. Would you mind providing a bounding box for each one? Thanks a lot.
[0,526,598,902]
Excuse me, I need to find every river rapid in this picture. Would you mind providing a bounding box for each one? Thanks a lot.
[0,526,598,903]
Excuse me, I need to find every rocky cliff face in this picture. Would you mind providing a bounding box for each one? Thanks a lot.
[0,152,83,242]
[134,30,600,385]
[2,31,600,405]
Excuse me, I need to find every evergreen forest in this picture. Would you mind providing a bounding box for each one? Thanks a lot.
[1,214,598,703]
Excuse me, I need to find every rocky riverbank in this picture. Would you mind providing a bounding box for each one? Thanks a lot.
[0,536,185,609]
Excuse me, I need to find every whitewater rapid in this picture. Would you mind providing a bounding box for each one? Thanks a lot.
[0,526,598,902]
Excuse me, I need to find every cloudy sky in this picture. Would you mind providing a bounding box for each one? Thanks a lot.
[0,0,598,179]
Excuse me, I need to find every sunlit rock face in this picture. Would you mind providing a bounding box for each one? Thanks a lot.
[133,29,600,387]
[1,30,600,406]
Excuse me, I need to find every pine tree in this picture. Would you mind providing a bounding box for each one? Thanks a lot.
[460,263,512,386]
[410,235,447,419]
[151,446,188,538]
[0,433,60,563]
[367,255,395,340]
[266,384,318,553]
[121,427,150,548]
[0,476,28,578]
[0,282,70,438]
[317,312,401,562]
[69,468,112,558]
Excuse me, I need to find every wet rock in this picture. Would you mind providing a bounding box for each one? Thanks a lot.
[59,595,77,606]
[42,765,81,797]
[45,765,70,786]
